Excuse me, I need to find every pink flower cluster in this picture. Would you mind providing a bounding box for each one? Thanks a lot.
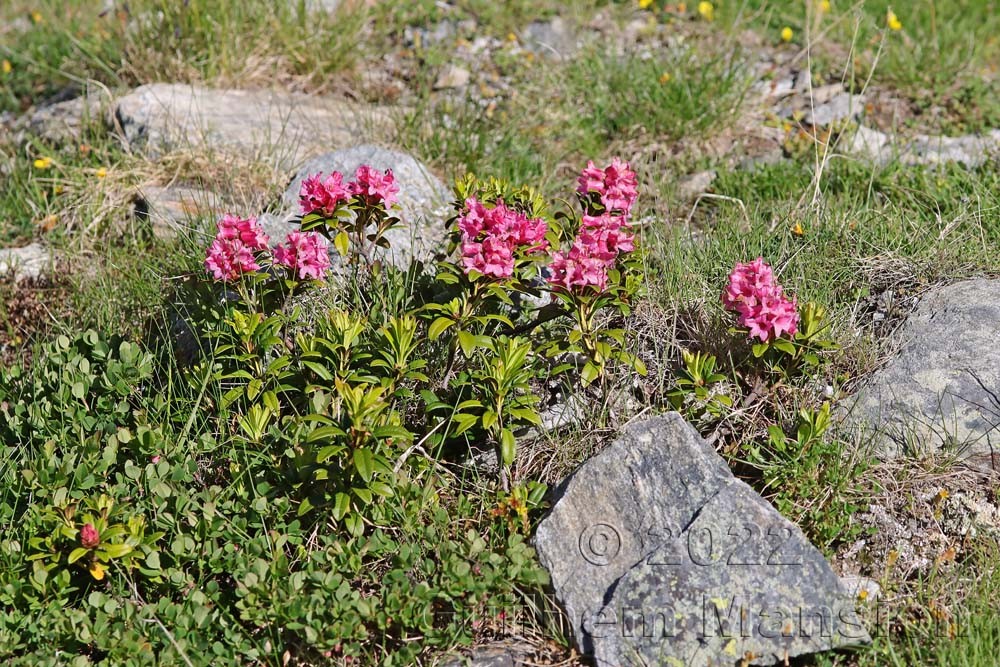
[549,159,638,292]
[299,164,399,216]
[722,258,799,342]
[204,214,331,283]
[205,214,270,282]
[274,230,331,281]
[80,523,100,549]
[577,157,639,215]
[459,198,548,279]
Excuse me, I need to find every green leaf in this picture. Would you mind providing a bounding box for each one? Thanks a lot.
[316,444,346,463]
[333,492,351,521]
[772,338,796,355]
[457,330,478,357]
[334,230,350,257]
[580,361,600,386]
[353,448,375,482]
[68,548,89,565]
[500,429,516,466]
[428,317,454,341]
[752,343,769,358]
[101,543,133,559]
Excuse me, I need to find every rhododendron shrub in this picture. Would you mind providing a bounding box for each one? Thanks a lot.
[298,164,401,265]
[719,258,836,373]
[722,258,799,343]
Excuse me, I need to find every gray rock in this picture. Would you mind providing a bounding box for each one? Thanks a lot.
[534,414,869,664]
[114,84,394,170]
[843,125,893,165]
[522,17,577,59]
[839,575,881,603]
[135,184,223,239]
[901,131,1000,168]
[676,170,717,201]
[278,145,452,268]
[535,414,734,653]
[438,640,534,667]
[803,92,863,126]
[0,243,53,281]
[16,93,107,144]
[847,279,1000,471]
[434,64,471,90]
[592,481,868,667]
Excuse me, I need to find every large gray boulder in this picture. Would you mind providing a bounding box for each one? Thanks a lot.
[114,84,394,170]
[847,279,1000,470]
[534,414,869,665]
[270,145,452,269]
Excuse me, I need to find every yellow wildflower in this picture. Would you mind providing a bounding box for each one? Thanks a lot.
[820,0,831,11]
[791,222,804,236]
[1,59,11,74]
[677,2,687,12]
[33,156,53,170]
[506,32,517,42]
[887,9,902,31]
[781,26,793,42]
[89,561,106,580]
[857,589,868,601]
[31,11,43,23]
[639,0,654,8]
[38,214,58,232]
[659,71,672,84]
[96,167,107,179]
[698,1,714,21]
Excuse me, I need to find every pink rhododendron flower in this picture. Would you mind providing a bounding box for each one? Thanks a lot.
[577,157,639,216]
[722,258,800,342]
[348,165,400,207]
[274,231,331,281]
[462,237,515,278]
[458,198,548,278]
[80,523,100,549]
[204,215,269,282]
[299,172,349,216]
[547,240,612,292]
[216,214,270,250]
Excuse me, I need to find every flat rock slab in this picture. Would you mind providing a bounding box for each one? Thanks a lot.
[114,84,394,170]
[848,279,1000,470]
[275,145,452,268]
[534,414,868,665]
[0,243,54,282]
[135,184,224,239]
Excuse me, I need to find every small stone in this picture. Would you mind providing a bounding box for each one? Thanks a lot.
[0,243,53,282]
[839,575,881,603]
[803,92,863,126]
[438,640,534,667]
[676,170,717,201]
[843,125,893,165]
[434,64,471,90]
[902,131,1000,168]
[522,17,577,59]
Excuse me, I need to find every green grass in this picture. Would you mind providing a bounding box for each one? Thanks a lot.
[0,0,366,114]
[397,38,751,195]
[712,0,1000,134]
[2,0,1000,664]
